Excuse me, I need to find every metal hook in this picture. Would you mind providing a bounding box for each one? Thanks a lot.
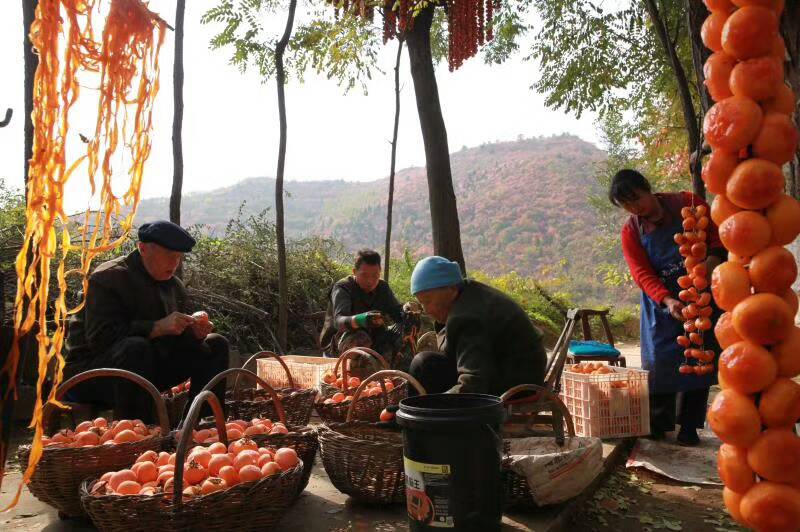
[0,109,12,128]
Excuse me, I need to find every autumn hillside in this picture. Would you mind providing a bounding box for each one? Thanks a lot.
[135,135,630,305]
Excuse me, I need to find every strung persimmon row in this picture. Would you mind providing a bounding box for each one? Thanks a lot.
[700,1,800,530]
[675,205,715,376]
[329,0,500,71]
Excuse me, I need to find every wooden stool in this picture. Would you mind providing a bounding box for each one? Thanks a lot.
[564,308,626,368]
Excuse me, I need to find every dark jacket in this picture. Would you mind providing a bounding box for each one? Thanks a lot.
[320,276,403,350]
[65,250,190,366]
[436,281,546,395]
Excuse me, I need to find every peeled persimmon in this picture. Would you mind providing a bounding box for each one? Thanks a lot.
[721,6,779,60]
[701,150,738,194]
[726,158,785,210]
[707,388,762,447]
[748,246,798,294]
[752,112,800,166]
[739,481,800,532]
[746,429,800,482]
[729,56,784,101]
[715,313,743,349]
[772,326,800,378]
[732,293,794,345]
[718,210,772,257]
[701,10,728,52]
[766,194,800,246]
[717,444,755,494]
[703,52,736,102]
[723,487,750,528]
[727,251,750,265]
[703,96,763,152]
[730,0,783,10]
[710,194,742,226]
[711,261,751,311]
[762,83,796,115]
[705,0,734,8]
[718,341,777,394]
[758,377,800,428]
[780,287,799,316]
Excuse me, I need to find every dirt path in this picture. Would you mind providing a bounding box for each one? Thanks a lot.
[570,467,744,532]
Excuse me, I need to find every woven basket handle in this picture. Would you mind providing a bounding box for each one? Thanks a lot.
[235,351,295,391]
[172,390,227,508]
[44,368,170,435]
[334,347,389,394]
[500,384,576,438]
[345,370,426,422]
[199,368,287,426]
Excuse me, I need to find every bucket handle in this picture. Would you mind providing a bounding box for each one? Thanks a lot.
[45,368,170,436]
[172,391,228,507]
[197,368,287,427]
[334,347,389,394]
[500,384,576,440]
[236,351,296,390]
[345,369,426,422]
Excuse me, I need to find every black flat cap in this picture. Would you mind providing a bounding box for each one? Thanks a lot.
[137,220,196,252]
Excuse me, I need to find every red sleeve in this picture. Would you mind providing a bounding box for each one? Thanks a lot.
[621,220,672,305]
[681,192,722,248]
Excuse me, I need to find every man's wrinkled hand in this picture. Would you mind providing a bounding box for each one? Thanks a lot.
[150,312,195,339]
[663,297,685,321]
[189,310,213,339]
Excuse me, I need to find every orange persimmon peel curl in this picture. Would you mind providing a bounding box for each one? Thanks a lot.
[0,0,166,509]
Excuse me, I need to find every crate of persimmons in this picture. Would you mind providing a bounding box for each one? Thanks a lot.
[559,363,650,439]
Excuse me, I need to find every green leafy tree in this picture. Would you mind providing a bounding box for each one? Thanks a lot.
[529,0,707,196]
[202,1,383,348]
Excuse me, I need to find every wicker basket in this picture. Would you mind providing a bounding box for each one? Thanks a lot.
[315,349,408,422]
[17,369,171,518]
[80,390,305,531]
[318,347,389,399]
[197,368,318,497]
[500,384,576,509]
[162,381,190,429]
[227,352,316,427]
[317,370,425,504]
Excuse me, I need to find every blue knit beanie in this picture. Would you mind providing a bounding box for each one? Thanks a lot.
[410,256,463,295]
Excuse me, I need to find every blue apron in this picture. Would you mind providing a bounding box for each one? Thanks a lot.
[638,213,718,394]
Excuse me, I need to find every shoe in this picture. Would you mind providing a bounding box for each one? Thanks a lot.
[677,427,700,446]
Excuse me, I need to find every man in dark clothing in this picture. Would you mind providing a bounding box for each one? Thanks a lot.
[64,221,229,422]
[408,256,546,395]
[320,249,410,363]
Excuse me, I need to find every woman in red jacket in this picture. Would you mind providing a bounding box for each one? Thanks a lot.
[611,169,725,445]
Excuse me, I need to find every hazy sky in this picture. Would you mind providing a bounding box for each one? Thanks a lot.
[0,1,600,212]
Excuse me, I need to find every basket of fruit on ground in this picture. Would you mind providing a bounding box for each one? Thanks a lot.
[226,351,317,427]
[317,370,425,504]
[161,378,190,429]
[499,384,579,508]
[80,390,304,531]
[316,348,408,423]
[192,367,318,496]
[318,347,389,398]
[16,369,171,518]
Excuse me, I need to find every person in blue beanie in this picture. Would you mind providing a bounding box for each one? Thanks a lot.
[408,256,546,395]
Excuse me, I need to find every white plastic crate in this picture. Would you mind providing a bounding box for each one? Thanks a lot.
[559,365,650,439]
[256,355,335,390]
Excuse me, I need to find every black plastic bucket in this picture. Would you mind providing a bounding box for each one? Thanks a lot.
[396,393,506,531]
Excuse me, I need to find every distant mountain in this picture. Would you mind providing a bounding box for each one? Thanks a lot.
[135,135,624,303]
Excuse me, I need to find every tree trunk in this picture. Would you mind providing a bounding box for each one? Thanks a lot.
[781,0,799,197]
[170,0,186,226]
[685,0,711,115]
[405,5,466,273]
[22,0,38,197]
[384,39,403,284]
[274,0,298,351]
[644,0,705,198]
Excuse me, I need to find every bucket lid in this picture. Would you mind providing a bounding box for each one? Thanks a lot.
[397,393,506,427]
